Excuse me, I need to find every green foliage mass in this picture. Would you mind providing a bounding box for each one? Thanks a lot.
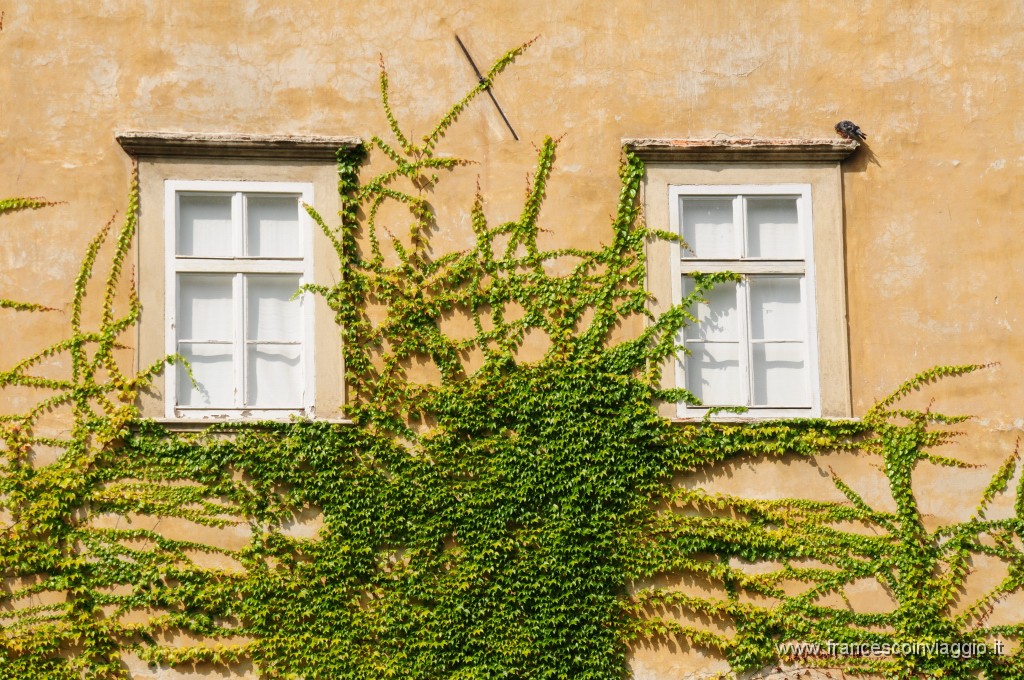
[1,41,1023,680]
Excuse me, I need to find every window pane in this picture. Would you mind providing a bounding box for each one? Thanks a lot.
[749,276,804,341]
[178,194,233,257]
[685,342,741,405]
[752,342,808,406]
[683,277,739,341]
[246,344,302,407]
[247,275,302,342]
[681,198,736,258]
[178,274,233,341]
[178,343,233,406]
[746,197,801,258]
[246,195,301,257]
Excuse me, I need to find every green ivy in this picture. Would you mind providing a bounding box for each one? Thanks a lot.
[1,41,1022,680]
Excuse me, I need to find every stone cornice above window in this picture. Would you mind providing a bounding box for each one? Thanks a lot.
[116,131,362,162]
[623,138,858,163]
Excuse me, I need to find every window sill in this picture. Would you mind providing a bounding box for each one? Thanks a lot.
[670,415,862,424]
[137,417,355,433]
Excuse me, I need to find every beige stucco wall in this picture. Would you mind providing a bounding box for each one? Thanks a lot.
[2,1,1023,677]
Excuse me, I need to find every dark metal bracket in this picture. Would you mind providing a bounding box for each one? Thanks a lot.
[455,34,519,141]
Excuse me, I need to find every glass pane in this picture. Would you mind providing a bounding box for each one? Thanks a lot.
[178,343,233,406]
[752,342,808,406]
[246,195,301,257]
[685,342,741,406]
[746,197,801,258]
[246,344,302,407]
[681,197,736,258]
[178,274,233,340]
[247,275,302,342]
[749,277,804,341]
[683,277,739,341]
[178,194,233,257]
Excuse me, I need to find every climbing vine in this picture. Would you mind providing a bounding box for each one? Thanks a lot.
[2,41,1023,679]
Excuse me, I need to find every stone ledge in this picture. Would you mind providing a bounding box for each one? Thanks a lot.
[623,137,859,162]
[134,418,355,434]
[116,131,363,161]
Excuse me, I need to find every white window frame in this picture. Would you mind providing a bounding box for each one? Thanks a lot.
[670,183,821,418]
[164,180,315,419]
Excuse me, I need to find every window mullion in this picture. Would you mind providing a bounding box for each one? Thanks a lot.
[736,196,751,407]
[232,192,244,257]
[739,277,752,407]
[733,196,745,259]
[679,260,804,275]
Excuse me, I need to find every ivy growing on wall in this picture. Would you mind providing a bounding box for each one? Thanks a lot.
[2,42,1024,680]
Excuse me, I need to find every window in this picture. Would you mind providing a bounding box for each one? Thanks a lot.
[629,137,855,419]
[164,180,314,418]
[672,185,818,416]
[118,131,355,422]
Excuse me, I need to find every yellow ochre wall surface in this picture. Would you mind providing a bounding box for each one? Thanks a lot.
[1,2,1023,678]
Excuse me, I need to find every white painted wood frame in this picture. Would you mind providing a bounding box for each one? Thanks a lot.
[164,180,315,419]
[669,184,821,418]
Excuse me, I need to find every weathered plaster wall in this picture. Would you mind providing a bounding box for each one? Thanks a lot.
[2,1,1023,677]
[4,0,1022,412]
